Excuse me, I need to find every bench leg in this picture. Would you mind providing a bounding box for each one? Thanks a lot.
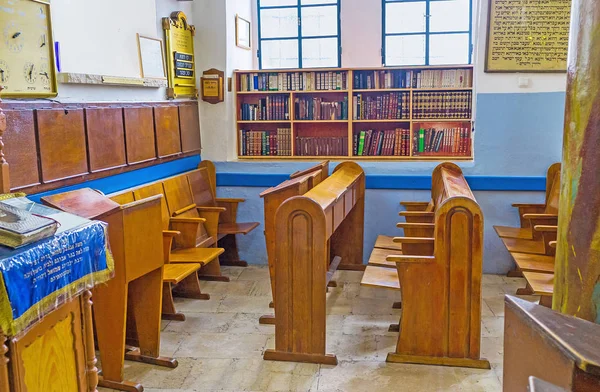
[198,255,231,282]
[269,301,274,309]
[173,273,210,300]
[259,314,276,325]
[392,301,402,309]
[506,269,523,278]
[161,282,186,321]
[388,324,400,333]
[516,285,534,295]
[218,234,249,267]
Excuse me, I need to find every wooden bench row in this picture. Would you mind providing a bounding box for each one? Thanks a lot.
[260,161,366,365]
[40,161,258,391]
[494,163,560,307]
[361,163,489,369]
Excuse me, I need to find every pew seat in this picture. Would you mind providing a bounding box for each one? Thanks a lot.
[368,247,397,268]
[374,235,403,251]
[361,265,399,290]
[163,263,203,284]
[170,247,225,265]
[494,226,532,240]
[522,271,554,307]
[218,222,259,236]
[511,253,555,274]
[501,237,547,255]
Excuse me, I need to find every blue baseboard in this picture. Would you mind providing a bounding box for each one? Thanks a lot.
[29,155,201,202]
[216,172,546,191]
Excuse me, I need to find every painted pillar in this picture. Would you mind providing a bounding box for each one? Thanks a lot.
[554,0,600,323]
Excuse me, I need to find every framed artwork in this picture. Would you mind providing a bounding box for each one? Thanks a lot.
[236,14,251,50]
[137,34,166,79]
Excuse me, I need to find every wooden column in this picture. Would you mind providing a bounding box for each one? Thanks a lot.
[554,0,600,323]
[0,86,9,193]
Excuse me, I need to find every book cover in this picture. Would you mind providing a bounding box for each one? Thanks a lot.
[418,128,425,153]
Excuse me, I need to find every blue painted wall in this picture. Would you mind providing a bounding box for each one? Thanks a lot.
[213,92,567,274]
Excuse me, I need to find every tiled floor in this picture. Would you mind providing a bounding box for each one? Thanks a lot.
[98,266,537,392]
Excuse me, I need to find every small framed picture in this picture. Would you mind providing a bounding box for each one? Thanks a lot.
[137,34,167,79]
[236,14,251,50]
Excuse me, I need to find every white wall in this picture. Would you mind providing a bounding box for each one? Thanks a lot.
[50,0,193,101]
[341,0,382,68]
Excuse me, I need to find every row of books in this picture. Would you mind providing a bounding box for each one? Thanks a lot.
[413,127,471,155]
[240,96,290,121]
[239,128,292,156]
[353,92,410,120]
[295,137,348,157]
[353,129,411,157]
[238,71,348,92]
[412,92,472,119]
[352,68,473,89]
[294,97,349,121]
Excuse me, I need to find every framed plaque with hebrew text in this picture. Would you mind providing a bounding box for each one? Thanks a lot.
[485,0,571,72]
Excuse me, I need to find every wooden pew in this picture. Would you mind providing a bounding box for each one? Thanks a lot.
[110,179,229,282]
[263,162,365,365]
[494,162,561,240]
[504,295,600,391]
[258,163,333,325]
[363,163,490,369]
[109,191,221,321]
[42,188,177,392]
[196,160,260,267]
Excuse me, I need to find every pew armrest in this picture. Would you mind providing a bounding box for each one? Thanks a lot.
[196,206,227,213]
[216,198,246,203]
[522,213,558,221]
[533,225,558,233]
[399,211,435,218]
[163,230,181,238]
[400,201,430,211]
[392,237,435,244]
[387,255,435,264]
[396,223,435,229]
[512,203,546,209]
[171,217,206,224]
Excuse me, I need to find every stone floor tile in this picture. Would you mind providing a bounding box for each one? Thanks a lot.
[201,279,256,296]
[218,294,274,313]
[484,297,506,317]
[482,316,505,338]
[482,274,506,284]
[164,312,237,334]
[341,314,400,337]
[120,357,196,390]
[331,270,364,283]
[351,297,402,315]
[326,333,380,361]
[449,367,502,391]
[482,283,507,299]
[227,312,277,335]
[173,294,225,313]
[249,278,274,297]
[237,266,272,281]
[220,266,245,280]
[481,337,504,365]
[174,332,269,358]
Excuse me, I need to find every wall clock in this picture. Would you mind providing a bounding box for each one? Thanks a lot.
[0,0,58,98]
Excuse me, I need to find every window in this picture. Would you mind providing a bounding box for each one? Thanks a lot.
[382,0,472,66]
[258,0,341,69]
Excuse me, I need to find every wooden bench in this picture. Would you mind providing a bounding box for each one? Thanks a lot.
[494,163,561,240]
[109,190,224,321]
[362,163,490,369]
[504,295,600,391]
[258,161,332,325]
[42,189,178,392]
[109,174,230,282]
[263,162,366,365]
[193,161,260,266]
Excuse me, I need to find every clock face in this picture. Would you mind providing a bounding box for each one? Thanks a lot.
[0,0,57,97]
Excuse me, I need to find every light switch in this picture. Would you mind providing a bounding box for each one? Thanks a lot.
[518,77,530,88]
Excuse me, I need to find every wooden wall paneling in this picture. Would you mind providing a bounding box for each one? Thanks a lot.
[179,104,202,153]
[123,106,157,165]
[85,107,127,172]
[154,106,182,158]
[36,108,89,183]
[3,109,41,189]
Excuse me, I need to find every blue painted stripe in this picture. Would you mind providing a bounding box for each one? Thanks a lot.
[29,156,201,203]
[216,172,547,192]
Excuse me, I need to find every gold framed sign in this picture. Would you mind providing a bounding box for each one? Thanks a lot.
[201,68,224,104]
[162,11,198,99]
[0,0,58,98]
[485,0,571,73]
[235,15,251,50]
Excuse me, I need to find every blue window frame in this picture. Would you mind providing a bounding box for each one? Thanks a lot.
[257,0,341,69]
[382,0,473,66]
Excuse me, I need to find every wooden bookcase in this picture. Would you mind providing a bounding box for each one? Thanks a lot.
[235,65,474,161]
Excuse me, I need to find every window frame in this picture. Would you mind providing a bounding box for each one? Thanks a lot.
[257,0,342,70]
[382,0,473,66]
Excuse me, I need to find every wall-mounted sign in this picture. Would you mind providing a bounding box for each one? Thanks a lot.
[201,69,224,104]
[162,11,198,98]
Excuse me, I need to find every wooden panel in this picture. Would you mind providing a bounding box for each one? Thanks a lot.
[37,108,88,182]
[154,106,181,158]
[163,175,195,213]
[85,107,126,172]
[123,106,156,164]
[3,109,40,189]
[179,105,201,153]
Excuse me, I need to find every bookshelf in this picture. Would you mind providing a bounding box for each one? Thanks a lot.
[235,65,474,160]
